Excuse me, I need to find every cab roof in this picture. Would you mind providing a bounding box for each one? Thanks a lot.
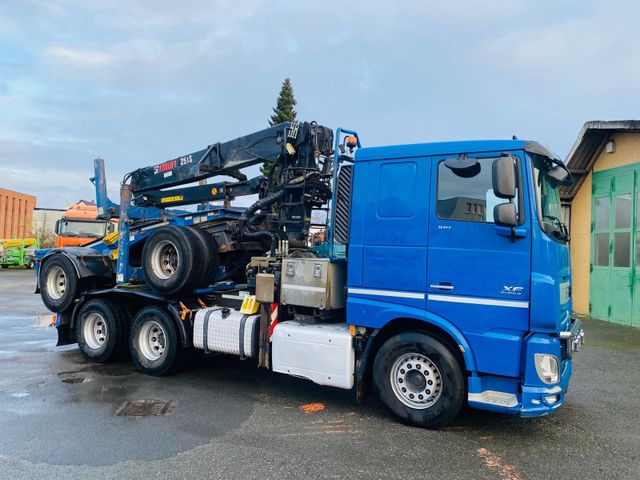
[355,139,555,162]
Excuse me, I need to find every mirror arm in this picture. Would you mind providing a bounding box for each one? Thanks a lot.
[509,198,516,241]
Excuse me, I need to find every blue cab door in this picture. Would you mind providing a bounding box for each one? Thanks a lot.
[426,151,531,377]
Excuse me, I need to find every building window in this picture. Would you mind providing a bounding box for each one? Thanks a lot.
[594,234,609,266]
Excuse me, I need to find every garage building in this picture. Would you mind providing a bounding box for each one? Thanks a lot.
[562,120,640,327]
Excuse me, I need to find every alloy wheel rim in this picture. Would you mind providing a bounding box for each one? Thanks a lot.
[46,266,67,300]
[138,320,166,362]
[83,312,108,350]
[390,352,443,409]
[150,240,179,280]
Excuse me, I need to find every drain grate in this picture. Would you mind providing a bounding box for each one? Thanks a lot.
[58,371,91,384]
[114,399,176,417]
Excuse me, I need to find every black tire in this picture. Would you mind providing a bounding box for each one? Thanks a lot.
[182,347,205,369]
[141,226,197,295]
[373,332,465,429]
[26,260,35,270]
[39,254,80,313]
[187,227,219,288]
[129,306,181,376]
[1,265,8,269]
[76,299,128,363]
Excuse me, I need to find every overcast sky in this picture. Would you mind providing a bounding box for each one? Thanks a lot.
[1,0,639,208]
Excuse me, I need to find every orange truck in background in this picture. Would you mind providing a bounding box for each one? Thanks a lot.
[55,203,116,248]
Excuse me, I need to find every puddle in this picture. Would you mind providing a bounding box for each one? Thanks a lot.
[9,392,30,398]
[114,399,176,417]
[59,364,135,377]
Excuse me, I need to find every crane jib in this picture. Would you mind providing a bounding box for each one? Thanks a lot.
[128,122,305,193]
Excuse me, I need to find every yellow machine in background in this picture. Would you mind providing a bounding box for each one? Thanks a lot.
[0,237,39,269]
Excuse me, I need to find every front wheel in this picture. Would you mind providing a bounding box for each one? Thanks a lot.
[373,332,465,429]
[129,306,180,376]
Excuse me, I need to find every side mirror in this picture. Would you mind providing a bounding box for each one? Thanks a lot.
[494,203,517,227]
[492,156,516,199]
[54,220,61,235]
[546,165,571,187]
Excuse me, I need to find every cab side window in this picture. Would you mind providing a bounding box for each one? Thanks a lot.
[437,157,515,223]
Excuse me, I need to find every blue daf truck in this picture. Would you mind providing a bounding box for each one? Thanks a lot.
[35,122,584,428]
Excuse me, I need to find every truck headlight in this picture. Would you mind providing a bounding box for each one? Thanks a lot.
[534,353,559,384]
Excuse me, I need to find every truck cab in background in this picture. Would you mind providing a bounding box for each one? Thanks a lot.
[55,203,116,248]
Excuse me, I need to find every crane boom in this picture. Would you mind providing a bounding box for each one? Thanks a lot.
[128,122,333,193]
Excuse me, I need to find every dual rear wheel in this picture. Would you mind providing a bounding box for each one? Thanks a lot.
[142,226,219,295]
[75,300,196,376]
[76,299,127,363]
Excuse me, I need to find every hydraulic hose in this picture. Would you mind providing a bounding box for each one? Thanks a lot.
[240,189,285,255]
[239,189,285,228]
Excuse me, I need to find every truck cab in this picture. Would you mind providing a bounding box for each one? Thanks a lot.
[346,139,582,419]
[55,203,115,248]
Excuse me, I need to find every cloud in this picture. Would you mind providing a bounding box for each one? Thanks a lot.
[44,46,115,69]
[1,0,639,210]
[1,161,98,207]
[475,7,640,95]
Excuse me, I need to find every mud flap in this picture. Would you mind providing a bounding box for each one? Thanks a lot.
[56,312,76,346]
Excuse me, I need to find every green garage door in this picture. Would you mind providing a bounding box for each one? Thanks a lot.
[590,166,638,326]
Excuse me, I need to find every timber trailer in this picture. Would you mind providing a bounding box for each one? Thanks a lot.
[36,121,584,428]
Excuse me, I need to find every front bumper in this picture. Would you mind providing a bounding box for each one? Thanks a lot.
[468,317,585,417]
[560,316,585,359]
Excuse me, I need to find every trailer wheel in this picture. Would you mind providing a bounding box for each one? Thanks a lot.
[373,332,464,429]
[39,254,79,313]
[76,299,127,363]
[187,227,219,288]
[26,259,35,270]
[129,306,180,376]
[142,226,197,295]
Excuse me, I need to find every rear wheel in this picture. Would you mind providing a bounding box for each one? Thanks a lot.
[129,306,180,376]
[39,255,79,313]
[141,227,197,295]
[373,332,465,429]
[187,227,219,288]
[76,299,128,363]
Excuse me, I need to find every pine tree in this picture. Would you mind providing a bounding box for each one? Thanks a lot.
[263,78,297,176]
[269,78,297,126]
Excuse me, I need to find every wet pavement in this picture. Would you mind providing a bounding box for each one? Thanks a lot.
[0,269,638,479]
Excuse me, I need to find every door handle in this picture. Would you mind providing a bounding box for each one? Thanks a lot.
[430,282,454,291]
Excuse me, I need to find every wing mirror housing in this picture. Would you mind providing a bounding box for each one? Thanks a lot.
[494,203,518,228]
[546,164,571,187]
[492,156,516,199]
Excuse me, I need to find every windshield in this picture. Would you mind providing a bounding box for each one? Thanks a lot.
[531,154,568,242]
[58,220,107,237]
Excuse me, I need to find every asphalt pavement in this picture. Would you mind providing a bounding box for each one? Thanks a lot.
[0,269,638,479]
